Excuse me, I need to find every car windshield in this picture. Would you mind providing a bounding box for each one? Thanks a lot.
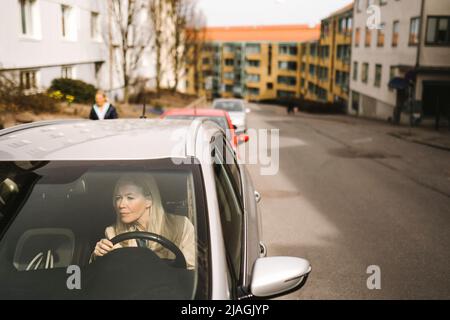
[213,101,244,112]
[165,115,229,132]
[0,159,209,299]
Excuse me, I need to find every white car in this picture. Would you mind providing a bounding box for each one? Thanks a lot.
[212,99,249,134]
[0,119,310,299]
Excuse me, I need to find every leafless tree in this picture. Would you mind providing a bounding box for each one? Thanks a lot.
[148,0,165,95]
[166,0,197,92]
[109,0,152,103]
[184,8,207,96]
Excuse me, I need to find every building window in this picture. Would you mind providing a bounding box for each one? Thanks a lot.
[374,64,382,88]
[318,67,328,81]
[277,90,295,98]
[353,62,358,81]
[322,22,330,38]
[20,69,38,90]
[339,16,352,35]
[245,44,261,54]
[362,63,369,84]
[336,45,351,64]
[277,76,297,86]
[246,59,260,68]
[355,28,360,47]
[61,66,73,79]
[392,21,399,47]
[309,64,316,77]
[224,72,234,80]
[267,82,273,89]
[278,61,297,71]
[309,43,318,56]
[91,12,100,39]
[365,27,372,47]
[247,87,260,96]
[224,59,234,66]
[389,66,396,91]
[377,24,385,47]
[19,0,36,36]
[278,44,298,56]
[409,17,421,45]
[246,74,260,83]
[319,45,329,59]
[224,44,235,53]
[426,16,450,45]
[352,91,360,112]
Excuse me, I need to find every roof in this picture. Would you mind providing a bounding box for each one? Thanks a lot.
[162,108,229,117]
[0,119,203,161]
[324,2,354,20]
[203,24,320,42]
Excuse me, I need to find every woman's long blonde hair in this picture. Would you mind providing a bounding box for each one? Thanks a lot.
[112,173,166,246]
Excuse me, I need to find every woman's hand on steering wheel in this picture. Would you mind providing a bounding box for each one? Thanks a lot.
[94,238,114,257]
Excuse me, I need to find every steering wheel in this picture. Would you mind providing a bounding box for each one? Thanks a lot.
[109,231,187,269]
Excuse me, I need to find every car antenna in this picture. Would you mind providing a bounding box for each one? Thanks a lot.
[140,102,147,119]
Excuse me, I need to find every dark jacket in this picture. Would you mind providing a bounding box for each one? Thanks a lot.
[89,104,119,120]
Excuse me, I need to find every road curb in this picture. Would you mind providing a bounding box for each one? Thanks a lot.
[388,132,450,152]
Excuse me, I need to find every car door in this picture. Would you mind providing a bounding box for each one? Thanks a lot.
[211,134,246,298]
[212,134,262,296]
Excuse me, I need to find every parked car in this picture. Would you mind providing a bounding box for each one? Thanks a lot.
[0,119,311,299]
[212,99,249,134]
[161,108,248,151]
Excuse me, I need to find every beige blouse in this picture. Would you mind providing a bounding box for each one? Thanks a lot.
[94,213,196,270]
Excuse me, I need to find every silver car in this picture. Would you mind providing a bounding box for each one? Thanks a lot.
[212,99,249,134]
[0,119,310,299]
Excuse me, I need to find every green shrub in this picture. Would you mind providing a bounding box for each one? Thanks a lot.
[0,75,58,113]
[49,78,96,104]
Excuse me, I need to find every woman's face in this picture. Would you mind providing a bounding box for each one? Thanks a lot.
[95,93,106,107]
[114,184,151,225]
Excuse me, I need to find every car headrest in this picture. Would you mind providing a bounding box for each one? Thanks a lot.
[13,228,75,271]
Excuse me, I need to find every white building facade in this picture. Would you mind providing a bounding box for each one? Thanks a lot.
[0,0,112,93]
[349,0,450,125]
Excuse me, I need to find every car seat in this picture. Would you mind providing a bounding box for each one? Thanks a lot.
[13,228,75,271]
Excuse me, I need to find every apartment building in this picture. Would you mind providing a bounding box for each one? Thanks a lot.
[300,3,353,106]
[0,0,109,92]
[350,0,450,123]
[184,25,320,101]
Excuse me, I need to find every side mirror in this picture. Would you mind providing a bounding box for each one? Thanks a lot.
[238,134,249,145]
[250,257,311,298]
[245,108,251,114]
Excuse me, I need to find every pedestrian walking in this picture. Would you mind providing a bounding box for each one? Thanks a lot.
[89,90,119,120]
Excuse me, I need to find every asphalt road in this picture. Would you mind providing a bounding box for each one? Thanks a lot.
[241,103,450,299]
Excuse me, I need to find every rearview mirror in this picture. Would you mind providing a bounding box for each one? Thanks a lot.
[250,256,311,298]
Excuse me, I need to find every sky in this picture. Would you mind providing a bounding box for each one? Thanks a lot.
[197,0,353,27]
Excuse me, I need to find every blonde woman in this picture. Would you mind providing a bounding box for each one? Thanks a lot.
[89,90,118,120]
[92,174,196,269]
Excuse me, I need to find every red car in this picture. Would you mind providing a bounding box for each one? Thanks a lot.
[161,108,249,150]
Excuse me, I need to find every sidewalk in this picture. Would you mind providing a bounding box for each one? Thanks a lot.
[252,103,450,152]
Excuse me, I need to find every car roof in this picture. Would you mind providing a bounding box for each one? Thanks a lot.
[212,98,245,103]
[0,119,220,161]
[162,108,228,117]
